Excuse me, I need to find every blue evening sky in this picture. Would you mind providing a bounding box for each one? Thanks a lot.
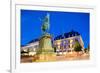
[21,10,90,48]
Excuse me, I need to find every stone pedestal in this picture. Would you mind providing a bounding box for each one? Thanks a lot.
[36,34,56,62]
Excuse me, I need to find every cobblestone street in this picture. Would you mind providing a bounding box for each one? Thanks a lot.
[21,53,89,63]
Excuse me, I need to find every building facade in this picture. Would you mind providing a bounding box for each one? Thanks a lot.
[53,30,84,55]
[21,30,84,56]
[21,41,39,56]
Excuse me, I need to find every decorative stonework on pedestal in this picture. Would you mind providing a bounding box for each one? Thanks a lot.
[36,34,56,62]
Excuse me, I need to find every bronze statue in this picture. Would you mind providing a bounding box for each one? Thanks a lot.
[41,13,50,34]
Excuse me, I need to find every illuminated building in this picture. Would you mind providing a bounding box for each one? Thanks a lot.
[21,30,84,56]
[53,30,84,55]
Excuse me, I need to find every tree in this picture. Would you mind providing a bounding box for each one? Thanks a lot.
[84,48,87,53]
[87,44,90,51]
[74,40,82,52]
[85,44,90,53]
[54,46,56,52]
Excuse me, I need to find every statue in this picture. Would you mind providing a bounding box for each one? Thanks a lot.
[41,13,50,34]
[35,13,56,62]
